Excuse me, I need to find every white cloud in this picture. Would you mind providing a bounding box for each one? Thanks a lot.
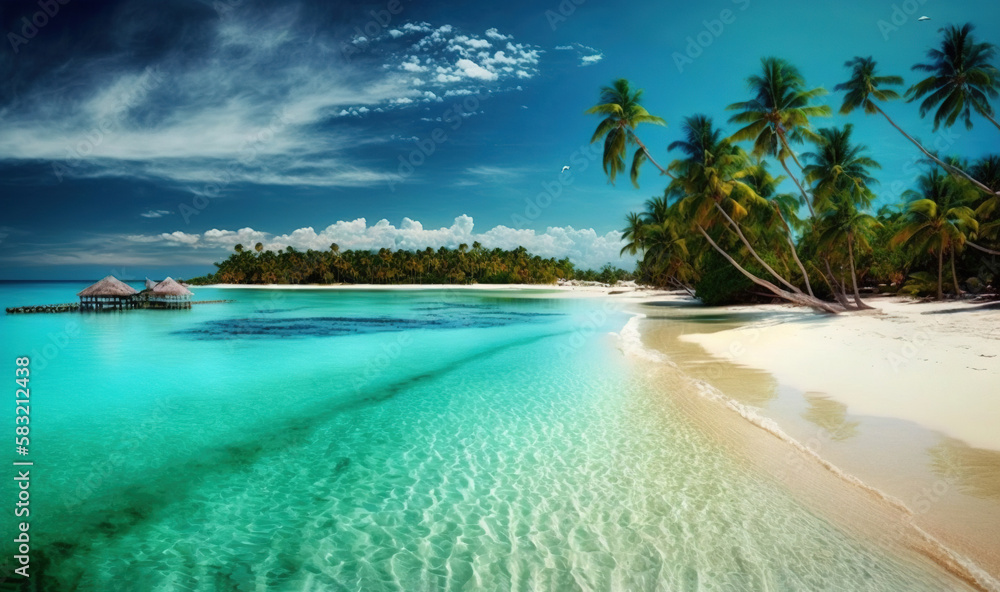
[0,15,539,189]
[556,42,604,67]
[485,28,511,41]
[140,209,171,218]
[125,215,631,270]
[455,59,499,81]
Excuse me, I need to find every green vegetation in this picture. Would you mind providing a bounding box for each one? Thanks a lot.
[592,23,1000,309]
[186,243,634,286]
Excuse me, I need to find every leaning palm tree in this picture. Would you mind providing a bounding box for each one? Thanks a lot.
[727,57,832,217]
[586,78,669,187]
[907,23,1000,132]
[969,155,1000,254]
[816,192,881,309]
[669,117,837,312]
[892,170,979,299]
[835,55,998,198]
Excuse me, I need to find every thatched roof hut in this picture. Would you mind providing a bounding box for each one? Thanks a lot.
[152,277,193,297]
[78,276,139,311]
[147,277,194,309]
[78,276,139,298]
[145,278,157,290]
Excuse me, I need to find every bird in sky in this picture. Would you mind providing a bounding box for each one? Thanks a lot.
[561,166,570,172]
[918,16,930,21]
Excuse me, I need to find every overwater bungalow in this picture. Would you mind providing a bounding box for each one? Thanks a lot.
[77,275,140,311]
[147,277,193,309]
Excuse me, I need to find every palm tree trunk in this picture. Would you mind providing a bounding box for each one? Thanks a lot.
[626,125,676,180]
[875,105,999,197]
[847,234,873,309]
[823,258,857,310]
[967,240,1000,255]
[696,225,840,313]
[936,247,944,300]
[713,202,801,294]
[772,203,816,297]
[778,156,816,219]
[950,249,962,296]
[982,111,1000,133]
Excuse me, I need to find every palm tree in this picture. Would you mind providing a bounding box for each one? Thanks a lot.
[837,56,999,199]
[586,78,669,187]
[620,212,648,256]
[802,125,879,212]
[816,193,881,309]
[727,57,832,217]
[907,23,1000,132]
[893,170,979,299]
[668,116,838,312]
[970,155,1000,254]
[671,115,814,297]
[254,242,264,253]
[802,125,881,308]
[234,244,244,253]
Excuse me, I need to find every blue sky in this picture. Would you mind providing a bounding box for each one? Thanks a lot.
[0,0,998,279]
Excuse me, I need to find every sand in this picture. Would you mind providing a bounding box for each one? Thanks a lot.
[678,296,1000,452]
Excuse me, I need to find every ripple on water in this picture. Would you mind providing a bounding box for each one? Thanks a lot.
[30,308,973,591]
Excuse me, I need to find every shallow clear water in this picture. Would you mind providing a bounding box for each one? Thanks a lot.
[0,283,964,590]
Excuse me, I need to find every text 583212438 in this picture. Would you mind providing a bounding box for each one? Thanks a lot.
[13,356,32,579]
[15,357,30,456]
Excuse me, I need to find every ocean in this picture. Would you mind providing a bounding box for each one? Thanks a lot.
[0,283,969,590]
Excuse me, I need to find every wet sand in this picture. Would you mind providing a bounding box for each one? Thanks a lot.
[626,300,1000,589]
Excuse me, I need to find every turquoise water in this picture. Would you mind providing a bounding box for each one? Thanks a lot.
[0,283,965,591]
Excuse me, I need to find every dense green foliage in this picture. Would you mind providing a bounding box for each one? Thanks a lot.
[593,23,1000,306]
[186,243,634,286]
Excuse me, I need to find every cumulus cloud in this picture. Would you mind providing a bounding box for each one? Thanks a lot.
[125,215,631,271]
[455,59,499,81]
[485,28,511,41]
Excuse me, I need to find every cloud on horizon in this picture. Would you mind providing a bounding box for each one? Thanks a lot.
[121,215,632,271]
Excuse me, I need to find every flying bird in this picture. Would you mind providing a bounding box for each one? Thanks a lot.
[561,166,570,172]
[918,16,930,21]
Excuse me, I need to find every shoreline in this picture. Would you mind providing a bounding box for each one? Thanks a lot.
[677,296,1000,452]
[621,296,1000,588]
[204,283,1000,584]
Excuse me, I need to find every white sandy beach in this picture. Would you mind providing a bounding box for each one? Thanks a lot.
[678,297,1000,452]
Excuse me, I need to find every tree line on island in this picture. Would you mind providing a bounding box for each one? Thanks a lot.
[186,242,634,286]
[593,23,999,311]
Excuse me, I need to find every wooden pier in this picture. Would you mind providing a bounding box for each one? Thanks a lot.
[5,303,80,314]
[6,300,234,314]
